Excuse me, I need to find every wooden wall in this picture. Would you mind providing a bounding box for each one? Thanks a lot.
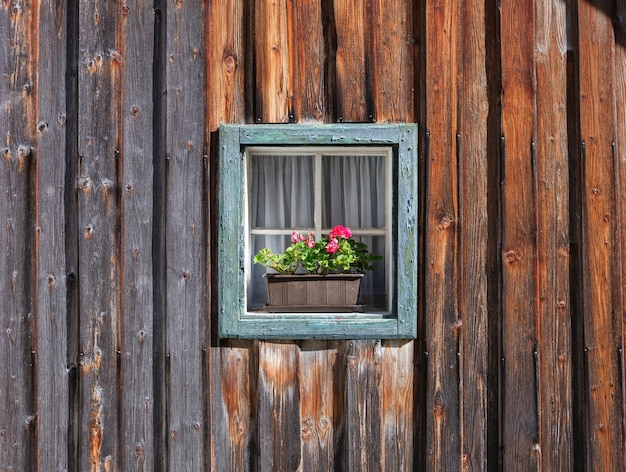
[1,0,625,470]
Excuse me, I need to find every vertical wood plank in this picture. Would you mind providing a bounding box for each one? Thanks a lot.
[164,0,208,468]
[254,0,290,123]
[381,340,414,471]
[615,5,626,466]
[211,342,253,472]
[77,1,123,469]
[120,1,155,470]
[333,0,369,122]
[424,0,461,469]
[207,0,245,132]
[534,0,573,469]
[458,0,490,469]
[291,0,325,122]
[342,340,383,471]
[35,0,69,470]
[500,0,539,469]
[257,341,301,471]
[0,2,38,469]
[299,341,341,471]
[370,0,415,123]
[578,0,625,468]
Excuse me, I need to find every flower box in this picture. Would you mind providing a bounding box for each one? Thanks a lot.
[263,273,364,312]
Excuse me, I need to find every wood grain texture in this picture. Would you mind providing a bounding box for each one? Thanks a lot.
[333,0,369,122]
[257,341,301,471]
[458,0,490,470]
[255,0,290,123]
[534,0,573,469]
[34,1,70,470]
[299,340,343,471]
[500,0,540,469]
[76,0,123,469]
[120,1,155,470]
[424,0,461,469]
[370,0,415,123]
[0,2,38,469]
[164,0,208,468]
[207,0,245,131]
[578,1,625,468]
[291,0,325,122]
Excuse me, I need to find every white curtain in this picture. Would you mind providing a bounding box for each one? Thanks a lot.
[249,154,387,309]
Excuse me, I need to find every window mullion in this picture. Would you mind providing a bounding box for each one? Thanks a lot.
[314,152,322,238]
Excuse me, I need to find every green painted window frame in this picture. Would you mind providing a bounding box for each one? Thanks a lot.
[217,123,418,339]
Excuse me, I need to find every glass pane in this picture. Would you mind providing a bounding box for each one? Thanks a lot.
[355,235,387,309]
[249,155,314,229]
[321,155,387,229]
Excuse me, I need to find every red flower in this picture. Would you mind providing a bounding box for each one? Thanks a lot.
[329,225,352,239]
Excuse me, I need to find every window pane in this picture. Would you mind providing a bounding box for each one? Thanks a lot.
[355,235,387,309]
[322,155,387,229]
[249,155,314,229]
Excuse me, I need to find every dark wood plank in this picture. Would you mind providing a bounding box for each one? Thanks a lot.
[458,1,490,469]
[76,1,123,469]
[534,0,573,469]
[424,0,461,469]
[341,340,383,471]
[333,0,369,122]
[34,1,70,470]
[291,0,325,122]
[163,0,208,468]
[254,0,290,123]
[578,1,625,469]
[120,1,155,470]
[0,3,38,469]
[257,341,301,471]
[370,0,415,123]
[207,0,245,132]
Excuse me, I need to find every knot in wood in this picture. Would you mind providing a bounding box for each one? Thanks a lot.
[504,250,518,263]
[438,214,452,231]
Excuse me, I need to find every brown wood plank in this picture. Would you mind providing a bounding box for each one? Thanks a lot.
[458,0,490,469]
[257,341,301,471]
[0,2,38,469]
[500,0,540,469]
[76,0,123,469]
[211,342,254,472]
[291,0,325,122]
[255,0,290,123]
[207,0,245,132]
[578,1,625,469]
[424,0,461,469]
[615,5,626,466]
[534,0,573,469]
[342,340,383,471]
[333,0,369,122]
[381,340,414,471]
[299,340,341,471]
[120,1,155,470]
[34,1,70,470]
[164,0,208,469]
[370,0,415,123]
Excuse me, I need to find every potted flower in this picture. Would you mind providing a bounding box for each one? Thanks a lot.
[253,225,381,311]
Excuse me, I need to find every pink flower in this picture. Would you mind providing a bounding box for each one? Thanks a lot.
[291,231,300,244]
[326,238,338,254]
[329,225,352,240]
[306,232,315,248]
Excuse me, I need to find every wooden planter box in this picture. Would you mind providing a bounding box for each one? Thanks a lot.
[263,273,364,312]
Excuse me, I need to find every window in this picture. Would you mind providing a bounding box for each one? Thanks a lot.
[217,124,418,339]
